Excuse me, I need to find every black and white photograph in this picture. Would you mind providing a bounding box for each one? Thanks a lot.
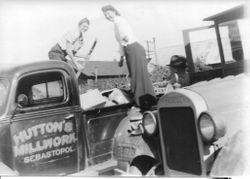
[0,0,250,177]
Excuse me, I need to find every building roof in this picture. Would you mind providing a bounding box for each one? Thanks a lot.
[203,5,245,23]
[78,60,129,77]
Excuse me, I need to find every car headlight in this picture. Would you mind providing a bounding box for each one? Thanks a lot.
[198,112,226,143]
[142,111,158,136]
[198,113,215,142]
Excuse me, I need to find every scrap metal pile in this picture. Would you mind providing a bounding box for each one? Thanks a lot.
[80,88,132,110]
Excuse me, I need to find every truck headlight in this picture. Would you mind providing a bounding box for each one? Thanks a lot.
[142,111,158,136]
[198,112,226,143]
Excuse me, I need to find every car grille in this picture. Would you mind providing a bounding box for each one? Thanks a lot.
[159,107,202,175]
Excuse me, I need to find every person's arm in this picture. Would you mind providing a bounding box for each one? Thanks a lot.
[172,72,190,88]
[172,73,181,88]
[116,17,133,67]
[118,55,125,67]
[65,41,83,69]
[64,30,78,58]
[64,29,83,60]
[119,45,125,57]
[74,53,90,60]
[178,72,190,87]
[65,40,75,60]
[116,18,130,44]
[116,17,132,57]
[168,73,181,88]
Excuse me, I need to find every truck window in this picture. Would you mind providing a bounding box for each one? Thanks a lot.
[16,71,66,108]
[32,81,64,101]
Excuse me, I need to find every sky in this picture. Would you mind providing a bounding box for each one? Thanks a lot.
[0,0,248,65]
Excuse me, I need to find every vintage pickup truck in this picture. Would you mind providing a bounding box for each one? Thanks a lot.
[0,60,140,176]
[1,4,249,177]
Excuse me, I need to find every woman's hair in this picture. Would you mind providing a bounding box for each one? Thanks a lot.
[78,18,90,26]
[101,5,121,16]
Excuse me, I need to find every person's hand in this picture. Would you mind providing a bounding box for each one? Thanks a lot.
[74,54,91,60]
[73,57,83,69]
[122,36,129,43]
[118,56,125,67]
[173,82,181,88]
[169,77,175,85]
[85,54,91,60]
[75,62,83,70]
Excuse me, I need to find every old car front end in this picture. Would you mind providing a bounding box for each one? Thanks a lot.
[131,73,250,176]
[157,88,226,176]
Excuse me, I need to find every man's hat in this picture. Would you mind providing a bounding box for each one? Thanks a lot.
[168,55,187,68]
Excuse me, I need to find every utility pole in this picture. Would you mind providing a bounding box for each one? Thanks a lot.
[145,37,159,65]
[145,40,153,62]
[94,67,98,82]
[153,37,159,65]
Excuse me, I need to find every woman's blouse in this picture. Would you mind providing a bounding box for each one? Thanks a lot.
[113,16,137,56]
[58,28,84,52]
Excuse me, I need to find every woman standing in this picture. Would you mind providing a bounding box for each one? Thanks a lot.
[101,5,156,107]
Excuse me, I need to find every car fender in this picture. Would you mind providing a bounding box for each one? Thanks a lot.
[210,130,250,176]
[113,108,158,170]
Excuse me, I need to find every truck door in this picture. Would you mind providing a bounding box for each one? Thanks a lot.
[10,70,79,175]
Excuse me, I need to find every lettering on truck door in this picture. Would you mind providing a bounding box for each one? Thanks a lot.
[10,70,78,175]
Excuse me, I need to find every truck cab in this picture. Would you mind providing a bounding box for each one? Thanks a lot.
[0,60,133,175]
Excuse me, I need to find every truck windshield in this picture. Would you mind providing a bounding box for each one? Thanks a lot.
[0,79,9,115]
